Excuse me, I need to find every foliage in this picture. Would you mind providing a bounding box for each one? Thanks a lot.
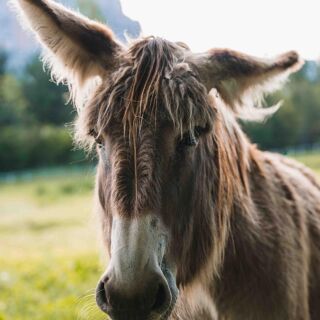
[0,51,8,76]
[243,61,320,149]
[0,126,86,172]
[0,74,28,126]
[22,57,74,125]
[0,53,89,173]
[75,0,106,22]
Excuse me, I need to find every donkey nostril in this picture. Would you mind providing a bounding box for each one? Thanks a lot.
[151,283,167,312]
[96,281,108,313]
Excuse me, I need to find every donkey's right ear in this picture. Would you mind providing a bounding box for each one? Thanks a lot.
[11,0,123,92]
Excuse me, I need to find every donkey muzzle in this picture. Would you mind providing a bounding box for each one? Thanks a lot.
[96,215,178,320]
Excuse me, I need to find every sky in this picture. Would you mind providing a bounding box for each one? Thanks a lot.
[120,0,320,60]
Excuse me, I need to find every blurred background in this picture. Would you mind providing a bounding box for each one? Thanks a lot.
[0,0,320,319]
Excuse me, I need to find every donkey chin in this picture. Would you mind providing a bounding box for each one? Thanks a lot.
[95,215,179,320]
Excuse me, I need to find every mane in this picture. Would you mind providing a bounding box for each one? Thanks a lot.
[195,93,255,277]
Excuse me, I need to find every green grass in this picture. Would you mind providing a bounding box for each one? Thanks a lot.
[0,170,107,320]
[0,153,319,320]
[289,151,320,176]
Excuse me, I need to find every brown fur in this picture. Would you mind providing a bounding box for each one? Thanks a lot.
[88,39,319,319]
[12,1,320,319]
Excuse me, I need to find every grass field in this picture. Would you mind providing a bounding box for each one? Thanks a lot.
[0,169,107,320]
[290,151,320,176]
[0,153,320,320]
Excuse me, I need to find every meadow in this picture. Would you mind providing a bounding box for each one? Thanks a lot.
[0,152,320,320]
[0,168,107,320]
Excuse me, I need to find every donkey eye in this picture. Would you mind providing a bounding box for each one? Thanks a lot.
[178,126,209,149]
[180,132,198,147]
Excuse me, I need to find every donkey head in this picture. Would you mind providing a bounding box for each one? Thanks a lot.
[12,1,303,319]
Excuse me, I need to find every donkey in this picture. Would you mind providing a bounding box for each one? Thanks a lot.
[12,1,320,319]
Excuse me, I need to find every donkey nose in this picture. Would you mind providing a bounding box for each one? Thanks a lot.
[96,271,171,319]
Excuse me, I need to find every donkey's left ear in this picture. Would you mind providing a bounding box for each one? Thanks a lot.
[188,49,303,112]
[11,0,123,97]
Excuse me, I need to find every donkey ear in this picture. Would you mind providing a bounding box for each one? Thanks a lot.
[188,49,303,114]
[11,0,123,103]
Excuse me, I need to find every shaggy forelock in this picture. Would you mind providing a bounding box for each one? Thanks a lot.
[75,37,215,149]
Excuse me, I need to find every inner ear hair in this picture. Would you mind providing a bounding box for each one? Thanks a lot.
[188,49,303,119]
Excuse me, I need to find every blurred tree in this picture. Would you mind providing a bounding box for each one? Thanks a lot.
[0,126,83,171]
[76,0,105,21]
[22,56,74,125]
[243,62,320,150]
[0,50,30,125]
[0,50,7,76]
[0,53,87,172]
[0,74,29,125]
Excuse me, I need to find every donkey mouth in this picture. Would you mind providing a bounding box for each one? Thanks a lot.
[96,263,179,320]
